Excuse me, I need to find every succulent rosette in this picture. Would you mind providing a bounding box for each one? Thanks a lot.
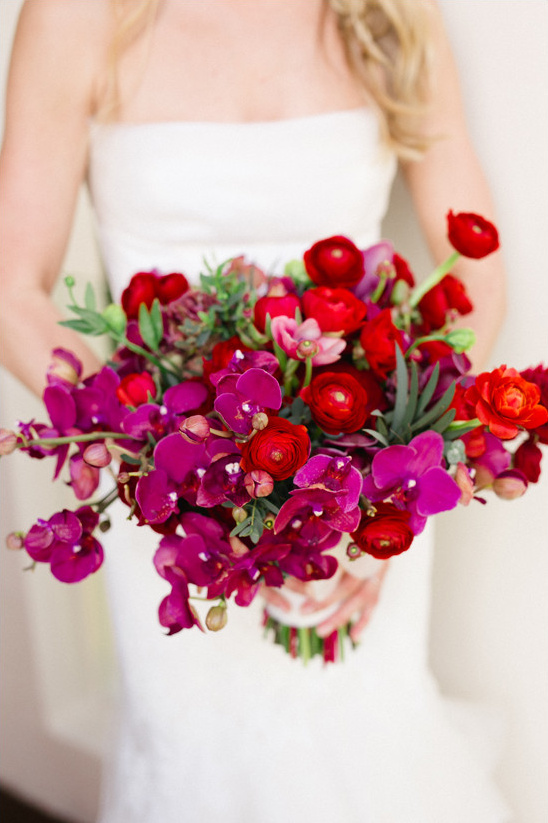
[3,212,545,663]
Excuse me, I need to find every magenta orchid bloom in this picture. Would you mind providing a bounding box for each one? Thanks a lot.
[270,316,346,365]
[362,431,461,534]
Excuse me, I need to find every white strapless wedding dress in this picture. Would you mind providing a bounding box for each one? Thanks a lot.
[87,110,510,823]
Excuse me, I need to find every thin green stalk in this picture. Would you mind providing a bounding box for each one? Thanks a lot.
[409,251,461,308]
[19,431,135,449]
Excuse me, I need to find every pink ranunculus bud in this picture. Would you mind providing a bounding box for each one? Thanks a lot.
[6,532,24,550]
[83,442,112,468]
[492,469,528,500]
[179,415,210,443]
[0,428,17,455]
[244,469,274,498]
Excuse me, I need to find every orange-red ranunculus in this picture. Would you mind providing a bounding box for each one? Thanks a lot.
[240,417,310,481]
[302,286,367,334]
[447,210,500,259]
[116,372,157,407]
[350,503,414,559]
[303,236,365,288]
[464,365,548,439]
[300,371,369,435]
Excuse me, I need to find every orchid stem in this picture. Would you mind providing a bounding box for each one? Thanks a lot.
[18,431,134,449]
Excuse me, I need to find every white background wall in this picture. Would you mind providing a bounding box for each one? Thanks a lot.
[1,1,547,821]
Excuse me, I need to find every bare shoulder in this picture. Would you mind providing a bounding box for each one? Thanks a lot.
[12,0,114,116]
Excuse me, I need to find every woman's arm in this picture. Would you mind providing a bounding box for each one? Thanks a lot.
[0,0,111,395]
[402,1,506,371]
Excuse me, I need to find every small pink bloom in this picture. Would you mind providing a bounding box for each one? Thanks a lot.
[270,316,345,366]
[455,462,474,506]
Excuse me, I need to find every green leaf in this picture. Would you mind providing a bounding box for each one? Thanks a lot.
[138,301,163,351]
[430,407,456,433]
[443,420,482,441]
[84,282,97,312]
[390,345,409,434]
[150,298,164,345]
[416,362,440,416]
[399,360,420,431]
[363,428,389,447]
[58,317,108,336]
[411,382,456,433]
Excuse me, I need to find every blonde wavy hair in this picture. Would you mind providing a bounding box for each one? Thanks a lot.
[103,0,433,159]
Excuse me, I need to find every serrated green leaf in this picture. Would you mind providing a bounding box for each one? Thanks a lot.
[416,362,440,416]
[411,382,456,432]
[84,282,97,311]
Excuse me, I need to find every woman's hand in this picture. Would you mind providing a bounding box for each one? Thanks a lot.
[261,562,389,643]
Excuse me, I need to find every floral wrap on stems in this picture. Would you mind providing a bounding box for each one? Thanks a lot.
[2,211,546,664]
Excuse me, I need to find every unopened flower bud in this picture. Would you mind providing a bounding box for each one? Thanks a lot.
[102,303,128,336]
[493,470,528,500]
[346,542,364,560]
[296,339,320,360]
[232,506,247,524]
[64,275,75,288]
[47,350,81,387]
[98,518,111,533]
[251,412,269,431]
[390,279,411,306]
[445,328,476,354]
[0,429,18,455]
[206,603,228,632]
[179,415,210,443]
[455,462,474,506]
[244,470,274,498]
[83,442,112,468]
[263,515,275,531]
[6,532,24,551]
[376,260,395,279]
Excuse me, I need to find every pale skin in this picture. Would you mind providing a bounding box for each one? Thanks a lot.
[0,0,506,640]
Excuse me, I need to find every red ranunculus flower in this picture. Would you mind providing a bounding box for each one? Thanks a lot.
[359,309,403,379]
[302,286,367,334]
[300,371,369,435]
[520,364,548,444]
[447,210,500,259]
[202,336,252,384]
[351,503,414,559]
[240,417,310,481]
[417,274,473,333]
[393,253,415,286]
[116,372,157,407]
[254,293,301,333]
[464,365,548,440]
[121,271,189,319]
[513,438,543,483]
[304,236,364,288]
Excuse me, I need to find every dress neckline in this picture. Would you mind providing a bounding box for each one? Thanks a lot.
[91,106,375,134]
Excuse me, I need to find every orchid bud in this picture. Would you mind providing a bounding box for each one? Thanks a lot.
[232,507,247,524]
[251,412,269,431]
[0,429,17,455]
[179,415,210,443]
[83,442,112,468]
[244,470,274,498]
[205,603,228,632]
[296,339,320,359]
[455,462,474,506]
[47,349,82,387]
[102,303,127,336]
[98,518,111,533]
[493,470,528,500]
[445,328,476,354]
[6,532,24,551]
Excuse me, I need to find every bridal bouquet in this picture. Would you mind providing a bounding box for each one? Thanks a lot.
[2,211,547,663]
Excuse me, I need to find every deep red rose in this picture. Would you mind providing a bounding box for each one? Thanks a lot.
[350,503,414,559]
[155,272,189,305]
[302,286,367,334]
[254,293,301,333]
[116,372,156,407]
[240,417,310,481]
[464,365,548,440]
[300,371,369,435]
[121,271,189,319]
[514,438,543,483]
[304,236,365,288]
[417,274,473,334]
[359,309,403,379]
[447,210,500,259]
[520,364,548,444]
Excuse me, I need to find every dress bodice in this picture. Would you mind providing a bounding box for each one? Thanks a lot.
[87,108,396,299]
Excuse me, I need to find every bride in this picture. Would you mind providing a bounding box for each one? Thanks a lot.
[1,1,510,820]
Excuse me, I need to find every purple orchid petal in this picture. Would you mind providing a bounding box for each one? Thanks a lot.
[197,455,249,508]
[49,510,83,544]
[154,432,206,485]
[236,368,282,410]
[50,534,104,583]
[44,386,77,431]
[164,382,209,414]
[136,469,179,524]
[414,466,461,517]
[366,444,414,490]
[24,520,54,562]
[158,581,201,634]
[405,431,445,477]
[353,241,394,300]
[69,454,101,501]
